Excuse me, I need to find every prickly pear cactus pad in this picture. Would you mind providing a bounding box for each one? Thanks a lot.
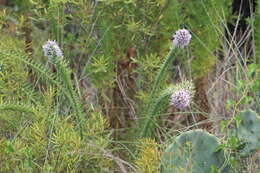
[236,110,260,156]
[161,129,230,173]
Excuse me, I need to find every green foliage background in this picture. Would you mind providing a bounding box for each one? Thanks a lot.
[0,0,259,172]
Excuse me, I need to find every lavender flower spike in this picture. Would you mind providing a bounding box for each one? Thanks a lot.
[42,40,63,59]
[170,89,190,109]
[172,29,192,48]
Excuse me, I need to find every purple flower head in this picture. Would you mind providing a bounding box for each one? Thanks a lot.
[170,89,190,109]
[42,40,63,59]
[172,29,191,48]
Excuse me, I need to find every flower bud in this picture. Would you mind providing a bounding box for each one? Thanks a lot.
[42,40,63,59]
[172,29,191,48]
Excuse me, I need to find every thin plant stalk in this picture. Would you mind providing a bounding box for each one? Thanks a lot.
[141,93,171,137]
[141,47,178,138]
[150,47,177,99]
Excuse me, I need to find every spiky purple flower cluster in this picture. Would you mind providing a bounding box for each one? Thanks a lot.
[170,89,190,109]
[172,29,191,48]
[42,40,63,59]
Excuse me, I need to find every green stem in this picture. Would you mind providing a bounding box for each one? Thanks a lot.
[141,47,178,138]
[0,103,35,115]
[150,47,177,100]
[141,93,171,138]
[55,59,83,139]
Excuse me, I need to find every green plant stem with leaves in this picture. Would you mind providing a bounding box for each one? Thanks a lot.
[150,47,177,99]
[0,103,35,115]
[141,93,170,138]
[54,57,84,139]
[141,47,178,138]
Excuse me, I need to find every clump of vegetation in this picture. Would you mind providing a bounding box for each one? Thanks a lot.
[135,138,160,173]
